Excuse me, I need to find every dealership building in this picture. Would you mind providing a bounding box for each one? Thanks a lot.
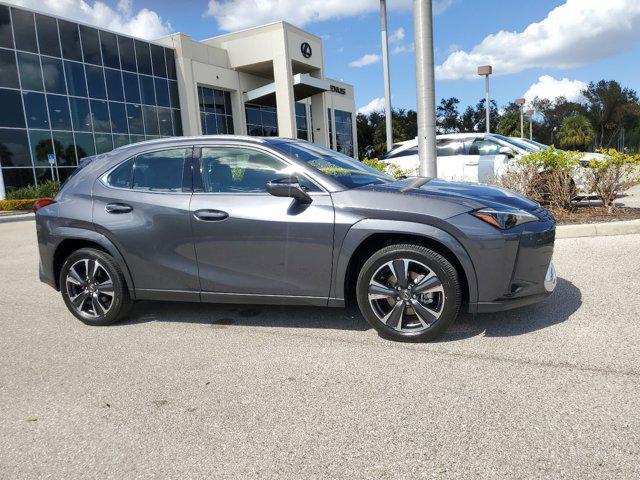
[0,2,357,197]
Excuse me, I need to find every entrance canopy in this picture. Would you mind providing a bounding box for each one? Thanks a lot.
[243,74,329,106]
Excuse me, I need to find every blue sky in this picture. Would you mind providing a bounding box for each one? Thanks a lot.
[10,0,640,114]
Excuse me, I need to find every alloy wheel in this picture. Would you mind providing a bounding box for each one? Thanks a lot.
[65,259,115,318]
[367,259,445,332]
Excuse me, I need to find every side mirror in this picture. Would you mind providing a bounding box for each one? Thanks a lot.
[266,177,312,204]
[499,146,515,159]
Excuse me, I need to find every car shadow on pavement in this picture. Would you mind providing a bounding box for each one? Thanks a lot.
[436,277,582,342]
[123,301,372,331]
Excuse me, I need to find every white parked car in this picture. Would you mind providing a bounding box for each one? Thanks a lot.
[381,133,535,183]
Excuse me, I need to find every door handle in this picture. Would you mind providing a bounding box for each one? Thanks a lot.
[193,209,228,221]
[465,162,479,166]
[105,203,133,214]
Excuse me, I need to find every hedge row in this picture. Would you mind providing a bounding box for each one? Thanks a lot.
[0,199,36,211]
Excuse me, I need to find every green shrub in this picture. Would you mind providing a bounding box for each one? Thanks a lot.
[0,199,36,211]
[363,158,417,179]
[6,180,61,200]
[584,149,640,209]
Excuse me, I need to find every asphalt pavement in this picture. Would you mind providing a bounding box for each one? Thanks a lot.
[0,218,638,479]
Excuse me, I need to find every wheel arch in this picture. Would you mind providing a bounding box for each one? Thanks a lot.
[333,220,478,307]
[52,228,135,298]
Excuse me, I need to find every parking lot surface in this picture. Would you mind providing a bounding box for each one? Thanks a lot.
[1,218,639,479]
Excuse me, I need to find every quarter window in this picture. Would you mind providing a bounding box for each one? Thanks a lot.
[107,158,133,188]
[132,149,188,192]
[200,147,319,193]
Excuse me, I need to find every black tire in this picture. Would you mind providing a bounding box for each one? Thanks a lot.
[356,244,461,342]
[59,248,132,326]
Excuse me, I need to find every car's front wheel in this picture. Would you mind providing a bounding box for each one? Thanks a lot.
[356,244,461,342]
[59,248,132,326]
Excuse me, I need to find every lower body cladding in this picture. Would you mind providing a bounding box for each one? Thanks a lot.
[447,212,557,314]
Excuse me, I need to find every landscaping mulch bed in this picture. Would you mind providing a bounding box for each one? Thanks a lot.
[551,206,640,225]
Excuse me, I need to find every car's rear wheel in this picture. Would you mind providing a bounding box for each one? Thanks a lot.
[59,248,132,326]
[356,244,461,342]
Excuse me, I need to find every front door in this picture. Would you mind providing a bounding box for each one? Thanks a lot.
[92,147,199,298]
[190,145,335,303]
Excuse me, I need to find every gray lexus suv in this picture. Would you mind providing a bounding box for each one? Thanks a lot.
[35,136,557,342]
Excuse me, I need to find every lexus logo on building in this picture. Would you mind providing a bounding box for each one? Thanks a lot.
[301,42,312,58]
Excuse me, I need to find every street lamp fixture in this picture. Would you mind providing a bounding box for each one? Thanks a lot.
[477,65,492,133]
[516,98,526,138]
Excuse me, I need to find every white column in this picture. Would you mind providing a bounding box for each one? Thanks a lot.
[310,93,329,148]
[273,51,296,139]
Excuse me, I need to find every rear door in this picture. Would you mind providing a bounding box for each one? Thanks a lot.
[467,137,504,183]
[92,147,199,299]
[190,145,335,302]
[436,138,467,181]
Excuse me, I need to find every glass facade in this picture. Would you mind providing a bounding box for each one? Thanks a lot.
[0,5,182,192]
[245,103,278,137]
[295,102,308,140]
[334,109,354,157]
[198,86,234,135]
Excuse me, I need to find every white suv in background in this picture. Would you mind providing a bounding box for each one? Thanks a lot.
[381,133,535,183]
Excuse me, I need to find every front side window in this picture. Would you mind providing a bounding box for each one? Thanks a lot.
[436,140,464,157]
[200,147,319,193]
[469,138,501,155]
[132,149,188,192]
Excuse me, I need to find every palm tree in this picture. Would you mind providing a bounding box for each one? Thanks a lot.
[557,114,594,150]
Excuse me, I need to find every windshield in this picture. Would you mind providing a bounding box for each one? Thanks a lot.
[271,141,393,189]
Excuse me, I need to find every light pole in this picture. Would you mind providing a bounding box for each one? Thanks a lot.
[380,1,393,152]
[477,65,492,133]
[526,109,534,140]
[516,98,525,138]
[413,0,437,177]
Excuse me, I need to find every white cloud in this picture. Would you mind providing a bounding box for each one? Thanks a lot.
[7,0,172,39]
[357,97,386,115]
[436,0,640,80]
[349,53,381,68]
[523,75,588,104]
[392,43,414,54]
[206,0,456,31]
[388,27,405,44]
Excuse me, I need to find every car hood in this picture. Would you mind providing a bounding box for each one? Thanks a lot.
[364,177,540,211]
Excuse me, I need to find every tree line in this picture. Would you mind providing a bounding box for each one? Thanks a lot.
[356,80,640,158]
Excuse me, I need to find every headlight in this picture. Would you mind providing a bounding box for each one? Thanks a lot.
[471,207,539,229]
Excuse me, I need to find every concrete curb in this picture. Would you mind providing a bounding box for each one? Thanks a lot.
[557,218,640,239]
[0,212,34,223]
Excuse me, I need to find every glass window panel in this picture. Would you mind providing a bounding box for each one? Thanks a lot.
[79,25,101,65]
[261,109,277,128]
[202,88,215,113]
[64,61,87,97]
[41,57,66,94]
[90,99,110,133]
[0,89,26,128]
[154,77,169,107]
[12,8,37,53]
[57,167,75,183]
[247,124,262,136]
[295,102,306,117]
[224,91,232,116]
[73,132,95,158]
[113,134,129,148]
[47,94,72,130]
[215,114,227,135]
[58,20,82,62]
[99,30,119,69]
[94,133,113,154]
[35,167,54,184]
[0,128,31,167]
[134,40,152,75]
[150,44,166,78]
[118,36,136,72]
[199,112,205,134]
[165,48,176,80]
[168,80,179,108]
[104,68,124,102]
[29,130,53,166]
[0,49,19,89]
[225,115,233,135]
[69,97,91,132]
[17,52,43,91]
[263,125,277,137]
[172,109,182,136]
[85,64,106,99]
[0,6,14,49]
[245,107,261,125]
[2,168,35,190]
[213,90,226,114]
[204,113,216,134]
[109,101,128,134]
[157,107,172,136]
[126,103,144,135]
[35,14,60,57]
[123,72,141,104]
[140,75,155,105]
[107,158,132,188]
[133,149,187,192]
[52,130,76,165]
[23,92,49,129]
[142,105,158,136]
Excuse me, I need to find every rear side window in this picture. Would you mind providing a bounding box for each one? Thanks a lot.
[107,159,133,188]
[436,140,464,157]
[133,149,188,192]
